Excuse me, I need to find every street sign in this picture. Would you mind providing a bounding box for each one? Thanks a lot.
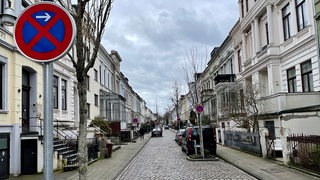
[14,2,75,62]
[196,105,204,113]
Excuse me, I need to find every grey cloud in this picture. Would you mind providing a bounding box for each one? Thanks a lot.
[103,0,239,113]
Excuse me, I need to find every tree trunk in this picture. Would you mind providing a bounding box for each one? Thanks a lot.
[77,79,88,180]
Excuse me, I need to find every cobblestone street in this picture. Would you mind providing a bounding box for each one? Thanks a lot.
[115,129,257,180]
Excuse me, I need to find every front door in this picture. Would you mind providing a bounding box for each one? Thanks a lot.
[21,139,37,174]
[0,134,9,179]
[22,70,30,132]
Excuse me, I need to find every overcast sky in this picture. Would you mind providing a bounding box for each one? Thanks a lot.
[102,1,239,115]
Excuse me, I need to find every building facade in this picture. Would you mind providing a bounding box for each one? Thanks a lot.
[0,0,154,177]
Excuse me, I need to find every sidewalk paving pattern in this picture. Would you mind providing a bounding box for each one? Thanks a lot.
[217,144,320,180]
[13,132,320,180]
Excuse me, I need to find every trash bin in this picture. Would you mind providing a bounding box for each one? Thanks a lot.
[106,141,113,158]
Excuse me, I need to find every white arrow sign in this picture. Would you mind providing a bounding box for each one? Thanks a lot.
[36,13,51,22]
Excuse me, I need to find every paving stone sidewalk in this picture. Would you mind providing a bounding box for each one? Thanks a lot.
[12,134,151,180]
[217,144,320,180]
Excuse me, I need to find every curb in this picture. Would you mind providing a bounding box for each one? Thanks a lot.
[186,156,220,161]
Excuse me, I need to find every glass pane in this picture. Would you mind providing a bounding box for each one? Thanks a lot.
[302,75,309,92]
[0,64,3,109]
[0,138,7,149]
[288,80,293,92]
[309,75,314,91]
[301,61,311,73]
[287,68,295,78]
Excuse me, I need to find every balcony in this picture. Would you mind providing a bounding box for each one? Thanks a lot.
[201,89,214,97]
[214,74,236,85]
[261,92,320,114]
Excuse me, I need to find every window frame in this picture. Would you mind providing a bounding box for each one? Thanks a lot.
[94,68,98,82]
[237,49,242,73]
[265,23,269,45]
[0,63,2,110]
[0,57,8,111]
[53,75,59,109]
[94,94,98,106]
[287,67,297,93]
[61,79,67,110]
[282,4,291,41]
[86,103,90,118]
[301,60,313,92]
[295,0,307,31]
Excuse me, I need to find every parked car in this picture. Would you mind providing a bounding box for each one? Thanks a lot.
[151,127,163,137]
[181,126,216,156]
[175,129,185,145]
[164,125,169,129]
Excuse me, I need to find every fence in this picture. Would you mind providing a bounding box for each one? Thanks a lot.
[224,130,261,155]
[287,134,320,173]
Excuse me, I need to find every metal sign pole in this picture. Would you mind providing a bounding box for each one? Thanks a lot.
[43,62,53,180]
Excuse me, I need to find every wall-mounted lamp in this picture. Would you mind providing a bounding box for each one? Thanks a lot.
[0,0,16,26]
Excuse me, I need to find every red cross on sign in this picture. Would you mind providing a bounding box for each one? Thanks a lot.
[14,2,75,62]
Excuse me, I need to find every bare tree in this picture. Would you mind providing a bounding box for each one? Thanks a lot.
[182,46,207,158]
[57,0,113,179]
[220,83,262,132]
[170,81,181,128]
[182,47,204,109]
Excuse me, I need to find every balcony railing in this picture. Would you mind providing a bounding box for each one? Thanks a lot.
[214,74,236,85]
[261,92,320,114]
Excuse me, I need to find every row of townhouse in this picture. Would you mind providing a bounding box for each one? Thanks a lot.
[0,0,155,178]
[174,0,320,161]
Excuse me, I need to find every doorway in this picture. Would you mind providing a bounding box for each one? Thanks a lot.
[0,133,9,179]
[22,70,30,132]
[21,139,37,174]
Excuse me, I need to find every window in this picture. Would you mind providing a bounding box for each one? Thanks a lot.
[0,65,2,109]
[296,0,307,31]
[0,1,4,16]
[241,0,244,18]
[301,60,313,92]
[86,75,90,90]
[53,76,59,109]
[61,79,67,110]
[0,62,5,110]
[265,23,269,45]
[22,0,30,9]
[287,67,297,92]
[246,0,249,12]
[94,94,98,106]
[99,65,102,85]
[237,49,242,72]
[265,121,275,139]
[94,69,98,81]
[282,4,291,40]
[86,103,90,118]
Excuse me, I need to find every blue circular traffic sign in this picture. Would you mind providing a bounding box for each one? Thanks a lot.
[14,2,75,62]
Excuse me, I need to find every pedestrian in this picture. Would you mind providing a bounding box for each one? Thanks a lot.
[139,127,145,139]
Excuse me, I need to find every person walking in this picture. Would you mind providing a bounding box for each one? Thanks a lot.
[139,127,145,139]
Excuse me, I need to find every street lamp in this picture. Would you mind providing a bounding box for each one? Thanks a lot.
[0,0,16,26]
